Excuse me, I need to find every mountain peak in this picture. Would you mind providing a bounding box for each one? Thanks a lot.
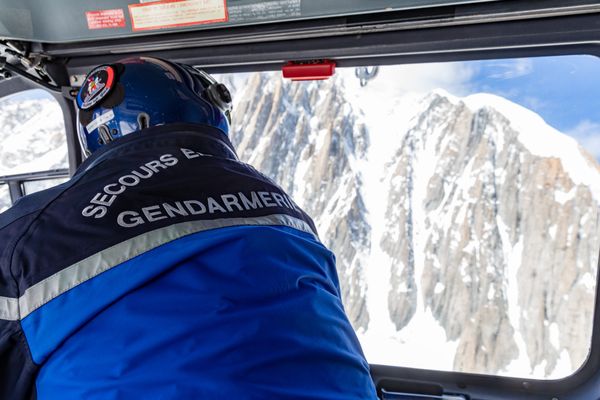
[428,90,600,202]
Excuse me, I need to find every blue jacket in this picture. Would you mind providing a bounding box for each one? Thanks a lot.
[0,124,377,399]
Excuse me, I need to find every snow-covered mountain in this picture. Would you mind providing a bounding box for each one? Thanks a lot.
[226,72,600,379]
[0,95,68,211]
[1,72,598,380]
[0,97,67,174]
[375,89,600,377]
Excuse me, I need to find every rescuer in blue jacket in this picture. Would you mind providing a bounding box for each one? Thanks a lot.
[0,57,377,399]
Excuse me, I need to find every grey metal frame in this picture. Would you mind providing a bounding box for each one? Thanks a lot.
[0,169,69,203]
[0,74,76,204]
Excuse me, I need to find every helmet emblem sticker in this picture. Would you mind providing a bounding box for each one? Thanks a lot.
[77,65,116,110]
[88,76,103,96]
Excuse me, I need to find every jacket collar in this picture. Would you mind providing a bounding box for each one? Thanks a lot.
[75,123,238,177]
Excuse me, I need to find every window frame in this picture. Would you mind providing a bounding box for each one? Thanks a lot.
[0,77,78,206]
[0,169,69,204]
[3,1,600,397]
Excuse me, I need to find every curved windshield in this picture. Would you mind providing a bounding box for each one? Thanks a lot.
[220,54,600,380]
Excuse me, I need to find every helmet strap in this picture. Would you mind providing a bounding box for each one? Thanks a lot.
[98,125,113,145]
[137,112,150,130]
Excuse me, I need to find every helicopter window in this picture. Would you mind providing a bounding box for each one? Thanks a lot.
[22,178,68,196]
[0,89,68,210]
[219,53,600,380]
[0,53,597,381]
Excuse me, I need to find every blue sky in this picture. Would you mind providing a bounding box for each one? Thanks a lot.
[463,55,600,160]
[350,55,600,161]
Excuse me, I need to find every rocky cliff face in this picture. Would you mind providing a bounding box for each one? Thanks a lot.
[227,73,372,330]
[378,91,599,376]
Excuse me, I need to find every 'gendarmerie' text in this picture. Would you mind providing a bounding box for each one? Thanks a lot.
[117,191,299,228]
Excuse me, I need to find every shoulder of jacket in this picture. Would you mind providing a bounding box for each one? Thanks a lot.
[0,187,62,229]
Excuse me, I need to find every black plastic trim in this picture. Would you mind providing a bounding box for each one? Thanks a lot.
[25,2,600,74]
[0,76,37,98]
[50,92,80,176]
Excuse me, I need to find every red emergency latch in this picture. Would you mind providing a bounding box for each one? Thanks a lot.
[282,60,336,81]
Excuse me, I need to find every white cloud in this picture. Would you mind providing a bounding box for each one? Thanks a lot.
[486,59,534,80]
[566,120,600,160]
[339,62,476,98]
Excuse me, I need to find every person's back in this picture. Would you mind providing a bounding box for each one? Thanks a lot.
[0,58,377,399]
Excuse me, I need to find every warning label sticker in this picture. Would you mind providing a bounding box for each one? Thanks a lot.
[227,0,301,23]
[86,9,126,30]
[129,0,228,31]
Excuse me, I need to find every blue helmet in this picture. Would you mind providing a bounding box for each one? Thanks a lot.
[76,57,232,157]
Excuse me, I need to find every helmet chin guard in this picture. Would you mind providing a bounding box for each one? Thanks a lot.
[76,57,233,157]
